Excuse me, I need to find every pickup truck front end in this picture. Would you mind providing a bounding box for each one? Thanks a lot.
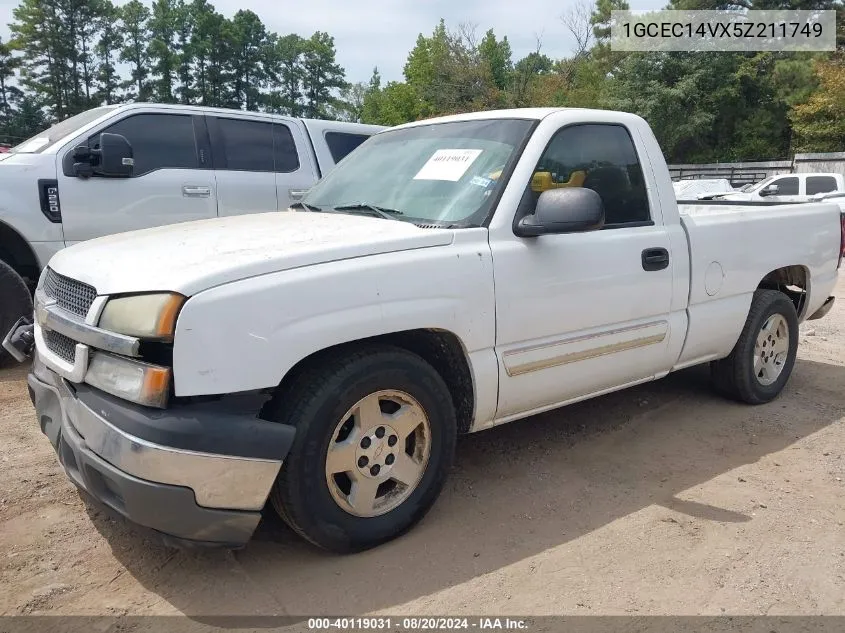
[15,268,293,547]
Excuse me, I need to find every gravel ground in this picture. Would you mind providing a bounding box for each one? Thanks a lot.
[1,276,843,628]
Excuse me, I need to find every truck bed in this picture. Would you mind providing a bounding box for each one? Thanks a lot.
[672,200,842,370]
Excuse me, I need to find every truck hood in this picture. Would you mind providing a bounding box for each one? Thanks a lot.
[48,211,455,296]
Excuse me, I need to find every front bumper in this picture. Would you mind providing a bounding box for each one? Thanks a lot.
[28,358,294,548]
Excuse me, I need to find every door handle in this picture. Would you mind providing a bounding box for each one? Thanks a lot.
[288,188,308,200]
[641,247,669,271]
[182,185,211,198]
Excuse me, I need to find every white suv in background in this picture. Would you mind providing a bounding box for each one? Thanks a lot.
[0,103,384,360]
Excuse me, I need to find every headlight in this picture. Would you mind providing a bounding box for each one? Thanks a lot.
[85,352,171,408]
[98,293,185,340]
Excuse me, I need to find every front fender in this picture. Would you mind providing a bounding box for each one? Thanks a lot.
[172,236,495,398]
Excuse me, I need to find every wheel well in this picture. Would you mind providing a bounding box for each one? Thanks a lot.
[757,265,808,317]
[268,329,476,434]
[0,221,39,290]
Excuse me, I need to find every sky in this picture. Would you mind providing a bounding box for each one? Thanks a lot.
[0,0,666,84]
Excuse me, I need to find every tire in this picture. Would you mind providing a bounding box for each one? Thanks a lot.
[266,345,457,553]
[710,289,799,405]
[0,259,33,368]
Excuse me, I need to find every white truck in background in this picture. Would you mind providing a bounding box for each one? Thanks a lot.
[714,172,845,202]
[0,103,384,362]
[5,107,842,554]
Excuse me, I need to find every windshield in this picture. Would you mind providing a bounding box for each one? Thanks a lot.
[740,176,773,193]
[300,118,536,226]
[12,106,117,154]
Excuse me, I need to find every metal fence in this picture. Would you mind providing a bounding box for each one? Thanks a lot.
[668,153,845,187]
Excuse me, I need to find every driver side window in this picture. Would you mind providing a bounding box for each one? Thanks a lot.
[769,177,798,196]
[528,123,651,227]
[88,113,200,177]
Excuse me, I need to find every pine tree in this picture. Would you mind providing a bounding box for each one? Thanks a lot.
[229,10,269,110]
[301,31,347,119]
[148,0,179,103]
[10,0,69,118]
[120,0,152,101]
[0,37,22,121]
[95,0,123,104]
[265,33,303,115]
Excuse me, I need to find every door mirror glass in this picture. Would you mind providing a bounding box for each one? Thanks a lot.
[71,144,95,177]
[515,188,605,237]
[760,184,779,197]
[93,132,134,177]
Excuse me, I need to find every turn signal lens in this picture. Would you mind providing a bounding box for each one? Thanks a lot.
[85,352,171,408]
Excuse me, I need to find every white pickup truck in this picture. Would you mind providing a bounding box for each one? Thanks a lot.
[714,172,845,202]
[0,103,383,362]
[5,108,843,553]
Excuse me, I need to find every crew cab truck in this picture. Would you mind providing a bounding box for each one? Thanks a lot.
[0,103,383,363]
[715,172,845,202]
[5,108,843,553]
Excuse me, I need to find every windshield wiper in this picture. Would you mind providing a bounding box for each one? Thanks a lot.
[290,201,323,212]
[333,203,405,221]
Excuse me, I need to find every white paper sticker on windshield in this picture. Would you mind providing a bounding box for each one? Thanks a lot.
[413,149,483,182]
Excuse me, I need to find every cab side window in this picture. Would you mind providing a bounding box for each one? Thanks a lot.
[770,177,798,195]
[806,176,837,196]
[527,124,651,227]
[91,113,199,177]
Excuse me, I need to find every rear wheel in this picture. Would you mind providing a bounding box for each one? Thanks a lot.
[0,259,33,367]
[267,346,457,553]
[710,289,799,404]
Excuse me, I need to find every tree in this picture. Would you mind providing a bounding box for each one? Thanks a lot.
[375,81,424,126]
[148,0,180,103]
[95,0,123,104]
[403,20,501,116]
[190,1,230,106]
[265,33,304,115]
[120,0,152,101]
[10,0,69,119]
[791,56,845,152]
[301,31,347,118]
[0,37,22,120]
[175,0,196,104]
[590,0,629,76]
[75,0,112,108]
[510,45,553,107]
[3,95,48,144]
[229,10,269,110]
[609,51,791,162]
[330,82,367,122]
[478,29,512,90]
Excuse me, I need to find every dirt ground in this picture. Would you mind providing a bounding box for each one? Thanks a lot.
[1,277,844,626]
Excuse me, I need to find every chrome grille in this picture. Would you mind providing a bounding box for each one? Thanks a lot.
[43,268,97,317]
[44,329,77,363]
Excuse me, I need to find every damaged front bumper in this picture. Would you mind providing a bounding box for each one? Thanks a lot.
[15,333,295,548]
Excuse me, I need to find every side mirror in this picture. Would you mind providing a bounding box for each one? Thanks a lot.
[515,188,605,237]
[760,184,779,197]
[93,132,134,177]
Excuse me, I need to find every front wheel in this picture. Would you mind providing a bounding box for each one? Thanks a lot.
[710,289,799,404]
[267,346,457,553]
